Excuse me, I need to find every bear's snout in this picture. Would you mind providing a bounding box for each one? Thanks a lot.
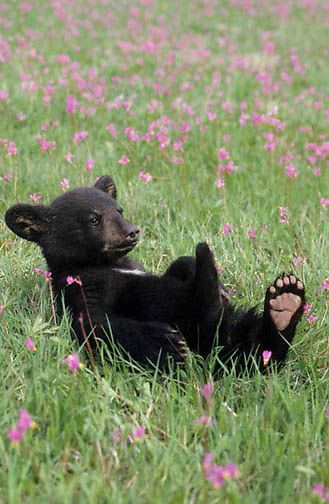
[125,224,140,243]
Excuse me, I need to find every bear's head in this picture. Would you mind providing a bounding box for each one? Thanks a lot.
[5,176,140,270]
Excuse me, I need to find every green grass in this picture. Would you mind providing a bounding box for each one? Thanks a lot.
[0,1,328,502]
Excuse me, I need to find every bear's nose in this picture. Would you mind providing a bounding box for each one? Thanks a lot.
[126,225,140,242]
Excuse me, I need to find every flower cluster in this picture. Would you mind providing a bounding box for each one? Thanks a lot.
[203,452,239,488]
[312,484,329,502]
[32,268,52,281]
[63,353,83,372]
[7,410,35,444]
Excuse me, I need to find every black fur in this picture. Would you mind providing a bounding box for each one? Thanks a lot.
[5,176,305,372]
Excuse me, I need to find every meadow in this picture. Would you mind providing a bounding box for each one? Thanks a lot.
[0,0,328,502]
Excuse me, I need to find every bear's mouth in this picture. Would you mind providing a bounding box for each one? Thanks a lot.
[114,244,137,252]
[102,240,138,254]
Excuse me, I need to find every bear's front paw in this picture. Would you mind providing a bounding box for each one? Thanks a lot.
[195,242,213,263]
[148,324,188,366]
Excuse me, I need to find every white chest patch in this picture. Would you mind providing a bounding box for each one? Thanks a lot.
[113,268,147,276]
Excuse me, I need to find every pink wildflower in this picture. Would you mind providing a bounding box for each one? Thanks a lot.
[264,141,277,152]
[138,171,152,182]
[0,305,4,314]
[26,338,36,351]
[226,160,237,173]
[19,2,32,13]
[43,86,55,96]
[203,452,239,488]
[285,163,298,178]
[7,142,17,156]
[308,155,317,165]
[64,152,74,164]
[207,111,217,121]
[194,416,214,425]
[84,159,95,171]
[106,123,118,137]
[60,178,69,191]
[7,428,25,443]
[66,276,81,286]
[125,128,139,142]
[322,278,329,290]
[307,314,317,323]
[293,256,303,266]
[17,410,33,431]
[203,452,214,473]
[222,101,233,114]
[218,161,236,174]
[239,113,250,126]
[222,223,233,234]
[63,353,82,372]
[173,141,183,152]
[312,484,329,501]
[3,172,13,181]
[32,267,43,275]
[38,138,56,153]
[56,54,70,64]
[0,89,9,101]
[262,350,272,367]
[218,147,230,161]
[280,153,294,165]
[320,198,329,207]
[279,207,289,223]
[128,425,145,443]
[7,410,35,444]
[43,271,52,281]
[133,425,145,440]
[247,228,257,240]
[222,463,239,480]
[263,133,278,151]
[313,168,321,176]
[118,155,130,165]
[112,427,121,445]
[216,176,225,189]
[303,303,312,314]
[171,156,183,164]
[73,131,88,144]
[66,94,78,114]
[29,193,42,202]
[201,383,213,402]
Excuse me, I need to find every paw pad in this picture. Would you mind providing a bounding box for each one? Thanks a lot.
[266,274,305,332]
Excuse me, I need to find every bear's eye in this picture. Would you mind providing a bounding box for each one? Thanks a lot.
[117,207,124,215]
[89,215,101,226]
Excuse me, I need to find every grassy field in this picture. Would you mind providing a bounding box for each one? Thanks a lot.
[0,0,328,502]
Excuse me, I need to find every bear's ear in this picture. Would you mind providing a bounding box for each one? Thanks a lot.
[94,175,117,199]
[5,204,51,243]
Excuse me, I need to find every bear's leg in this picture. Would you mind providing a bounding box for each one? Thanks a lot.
[191,243,224,355]
[261,273,305,361]
[215,273,306,373]
[164,254,230,302]
[73,313,188,370]
[163,256,196,282]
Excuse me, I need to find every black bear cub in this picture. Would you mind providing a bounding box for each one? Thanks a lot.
[5,176,306,372]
